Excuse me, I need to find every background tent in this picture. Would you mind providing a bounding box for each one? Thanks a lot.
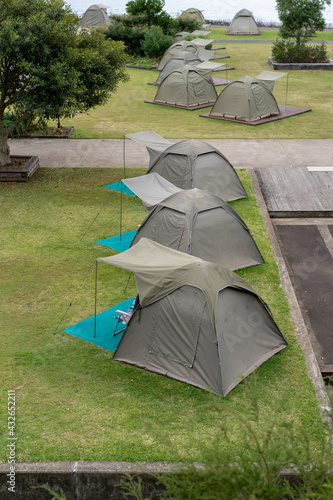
[129,187,264,270]
[149,65,218,109]
[180,8,206,26]
[80,4,109,27]
[154,52,204,85]
[97,238,287,397]
[157,40,212,70]
[207,76,280,122]
[147,139,246,201]
[226,9,261,35]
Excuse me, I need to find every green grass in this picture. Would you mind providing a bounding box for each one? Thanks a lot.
[60,28,333,140]
[209,28,333,41]
[0,168,326,463]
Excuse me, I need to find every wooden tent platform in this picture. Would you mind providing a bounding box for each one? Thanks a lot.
[200,105,311,125]
[145,100,215,110]
[255,166,333,217]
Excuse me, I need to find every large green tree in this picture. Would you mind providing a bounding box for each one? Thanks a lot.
[276,0,331,44]
[0,0,128,165]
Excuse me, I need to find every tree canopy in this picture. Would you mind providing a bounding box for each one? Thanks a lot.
[0,0,128,164]
[276,0,331,44]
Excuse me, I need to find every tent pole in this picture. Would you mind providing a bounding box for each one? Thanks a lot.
[123,134,126,179]
[94,260,97,338]
[120,181,123,241]
[285,74,289,111]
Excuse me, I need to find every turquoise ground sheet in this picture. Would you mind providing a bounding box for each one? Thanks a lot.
[96,230,137,252]
[63,298,135,351]
[104,182,135,195]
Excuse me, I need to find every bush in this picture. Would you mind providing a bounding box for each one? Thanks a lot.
[105,15,149,56]
[272,40,329,63]
[141,26,173,57]
[176,14,202,33]
[3,112,32,138]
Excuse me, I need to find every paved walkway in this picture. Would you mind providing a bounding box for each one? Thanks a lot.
[9,138,333,170]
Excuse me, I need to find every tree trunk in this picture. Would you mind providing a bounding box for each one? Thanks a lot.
[0,130,10,165]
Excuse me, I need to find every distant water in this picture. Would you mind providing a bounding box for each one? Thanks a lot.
[66,0,333,27]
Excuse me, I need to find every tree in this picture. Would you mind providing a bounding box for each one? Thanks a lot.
[276,0,331,44]
[0,0,128,165]
[126,0,165,26]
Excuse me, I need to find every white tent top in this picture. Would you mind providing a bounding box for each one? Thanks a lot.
[197,61,226,71]
[125,130,173,159]
[256,71,288,81]
[191,38,212,48]
[122,173,182,209]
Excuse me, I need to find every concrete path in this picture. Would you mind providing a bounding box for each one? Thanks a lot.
[9,138,333,170]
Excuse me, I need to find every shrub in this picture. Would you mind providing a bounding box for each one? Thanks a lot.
[4,112,25,138]
[272,40,329,63]
[141,26,173,57]
[176,14,202,33]
[105,16,149,56]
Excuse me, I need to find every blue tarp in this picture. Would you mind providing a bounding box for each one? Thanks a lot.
[104,182,135,195]
[96,230,137,252]
[64,298,135,351]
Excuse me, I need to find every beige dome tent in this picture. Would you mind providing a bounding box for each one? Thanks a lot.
[157,39,212,70]
[148,64,218,110]
[80,4,109,27]
[207,76,280,122]
[153,52,204,85]
[147,139,246,201]
[180,7,206,26]
[226,9,261,35]
[128,186,263,270]
[97,238,287,397]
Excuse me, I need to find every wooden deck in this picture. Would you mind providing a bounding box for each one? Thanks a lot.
[255,166,333,217]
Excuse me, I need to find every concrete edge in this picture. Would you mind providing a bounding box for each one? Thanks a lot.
[248,168,331,420]
[268,56,333,70]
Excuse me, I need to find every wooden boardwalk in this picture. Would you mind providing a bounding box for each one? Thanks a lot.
[255,167,333,217]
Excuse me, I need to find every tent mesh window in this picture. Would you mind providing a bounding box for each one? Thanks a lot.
[148,286,206,367]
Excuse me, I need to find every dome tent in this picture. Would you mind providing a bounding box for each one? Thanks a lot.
[97,238,287,397]
[148,65,218,110]
[207,76,280,123]
[80,4,109,27]
[147,139,246,201]
[180,7,206,26]
[128,186,263,271]
[226,9,261,35]
[154,51,204,85]
[157,39,212,71]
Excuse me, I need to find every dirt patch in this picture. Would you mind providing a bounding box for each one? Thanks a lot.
[0,156,30,168]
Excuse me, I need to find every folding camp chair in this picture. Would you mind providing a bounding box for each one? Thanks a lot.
[113,310,133,336]
[113,296,139,336]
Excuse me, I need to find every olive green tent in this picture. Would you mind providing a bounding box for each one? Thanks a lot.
[149,65,218,109]
[128,185,263,270]
[147,139,246,201]
[157,39,212,70]
[97,238,287,396]
[154,52,204,85]
[80,4,109,27]
[208,76,280,122]
[180,7,206,26]
[226,9,261,35]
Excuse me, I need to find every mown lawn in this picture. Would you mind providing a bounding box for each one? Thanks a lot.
[0,168,326,463]
[60,28,333,140]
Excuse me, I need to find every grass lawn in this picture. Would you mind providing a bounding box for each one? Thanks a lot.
[60,28,333,140]
[0,168,326,463]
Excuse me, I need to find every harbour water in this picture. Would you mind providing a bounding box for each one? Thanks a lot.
[66,0,333,27]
